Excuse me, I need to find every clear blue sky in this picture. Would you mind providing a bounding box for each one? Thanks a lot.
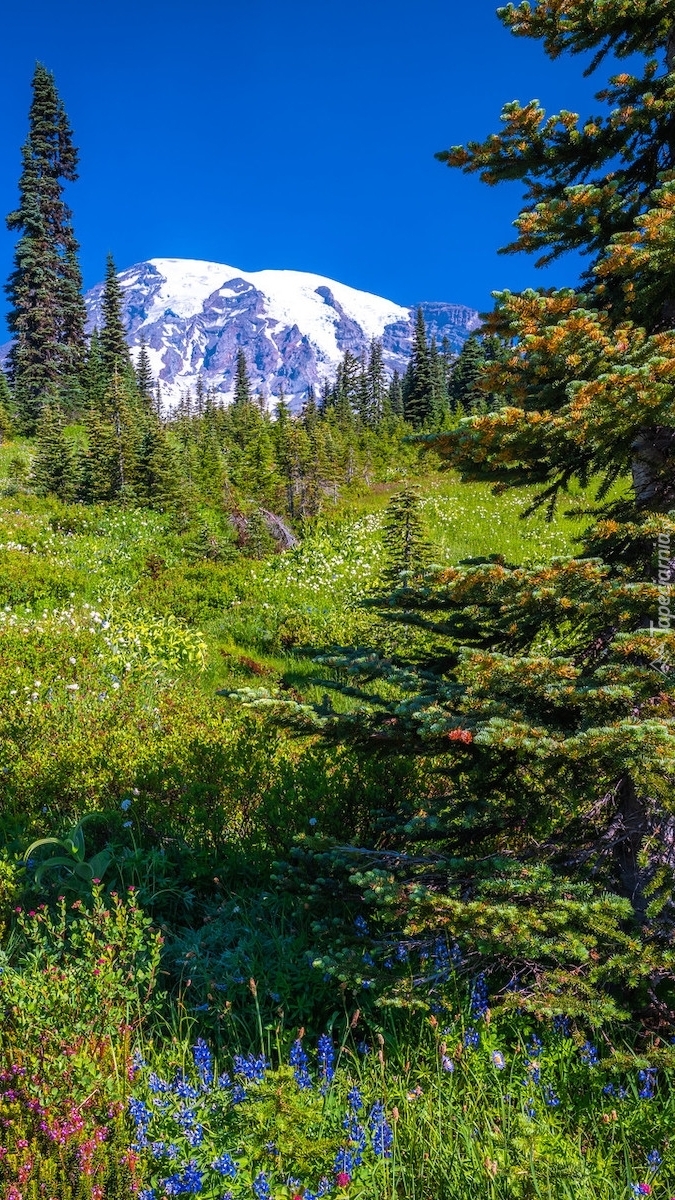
[0,0,605,331]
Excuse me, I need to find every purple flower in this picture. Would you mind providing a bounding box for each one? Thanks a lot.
[464,1027,479,1049]
[347,1086,363,1110]
[470,973,489,1019]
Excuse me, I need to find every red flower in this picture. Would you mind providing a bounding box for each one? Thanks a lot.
[336,1173,351,1188]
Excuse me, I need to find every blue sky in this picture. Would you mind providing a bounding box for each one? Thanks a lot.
[0,0,605,329]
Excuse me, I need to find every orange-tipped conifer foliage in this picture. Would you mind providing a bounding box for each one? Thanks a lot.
[258,3,675,1026]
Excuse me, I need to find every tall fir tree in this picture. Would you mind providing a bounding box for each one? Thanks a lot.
[135,334,154,407]
[233,349,252,407]
[100,254,132,380]
[259,0,675,1024]
[404,307,432,428]
[5,64,86,431]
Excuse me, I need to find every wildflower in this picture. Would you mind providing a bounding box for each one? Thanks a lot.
[252,1172,271,1199]
[638,1068,657,1099]
[334,1148,354,1176]
[138,1192,157,1200]
[192,1038,214,1087]
[317,1033,335,1086]
[120,797,132,811]
[580,1041,599,1067]
[336,1173,351,1188]
[309,817,318,826]
[231,1083,247,1104]
[543,1085,560,1107]
[233,1053,267,1083]
[354,915,369,937]
[646,1150,662,1170]
[369,1101,394,1158]
[148,1072,169,1093]
[491,1050,506,1070]
[171,1073,199,1100]
[464,1027,479,1049]
[470,973,489,1019]
[553,1015,571,1037]
[441,1055,454,1072]
[356,1040,370,1056]
[347,1086,363,1110]
[211,1153,237,1178]
[631,1186,653,1196]
[290,1039,312,1089]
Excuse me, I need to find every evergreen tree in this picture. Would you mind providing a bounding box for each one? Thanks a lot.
[261,1,675,1023]
[5,64,86,431]
[135,334,154,406]
[233,349,252,407]
[100,254,132,379]
[31,400,78,500]
[82,328,107,413]
[449,332,487,414]
[404,307,432,427]
[136,417,182,511]
[381,485,430,584]
[388,370,404,418]
[0,373,13,442]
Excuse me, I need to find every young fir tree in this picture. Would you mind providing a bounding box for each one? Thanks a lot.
[5,64,86,431]
[233,348,252,407]
[449,331,487,414]
[31,399,78,500]
[254,1,675,1025]
[135,334,154,407]
[403,307,432,428]
[100,254,132,381]
[381,486,430,585]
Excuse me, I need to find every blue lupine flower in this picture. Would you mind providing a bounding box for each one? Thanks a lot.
[526,1035,543,1057]
[193,1038,214,1087]
[173,1107,197,1131]
[132,1049,146,1072]
[150,1142,168,1159]
[638,1068,657,1099]
[369,1101,394,1158]
[334,1148,354,1175]
[252,1172,271,1199]
[357,1040,370,1056]
[544,1085,560,1107]
[231,1083,247,1104]
[580,1042,599,1066]
[395,942,409,963]
[347,1086,363,1110]
[218,1072,232,1090]
[464,1027,479,1049]
[354,915,369,937]
[233,1053,267,1083]
[553,1015,571,1037]
[470,973,489,1019]
[343,1115,367,1166]
[647,1149,662,1169]
[432,938,451,980]
[162,1160,204,1195]
[212,1153,238,1178]
[120,797,132,811]
[317,1179,332,1196]
[450,943,463,967]
[128,1097,152,1129]
[526,1099,536,1118]
[138,1191,156,1200]
[172,1072,200,1099]
[148,1072,170,1093]
[290,1039,312,1089]
[185,1124,204,1147]
[317,1034,335,1083]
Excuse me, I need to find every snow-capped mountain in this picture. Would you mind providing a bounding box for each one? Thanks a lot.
[85,259,480,409]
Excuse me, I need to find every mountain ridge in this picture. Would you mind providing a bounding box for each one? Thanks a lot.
[4,258,481,409]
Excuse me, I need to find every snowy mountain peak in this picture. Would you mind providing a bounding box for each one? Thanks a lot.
[83,258,480,409]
